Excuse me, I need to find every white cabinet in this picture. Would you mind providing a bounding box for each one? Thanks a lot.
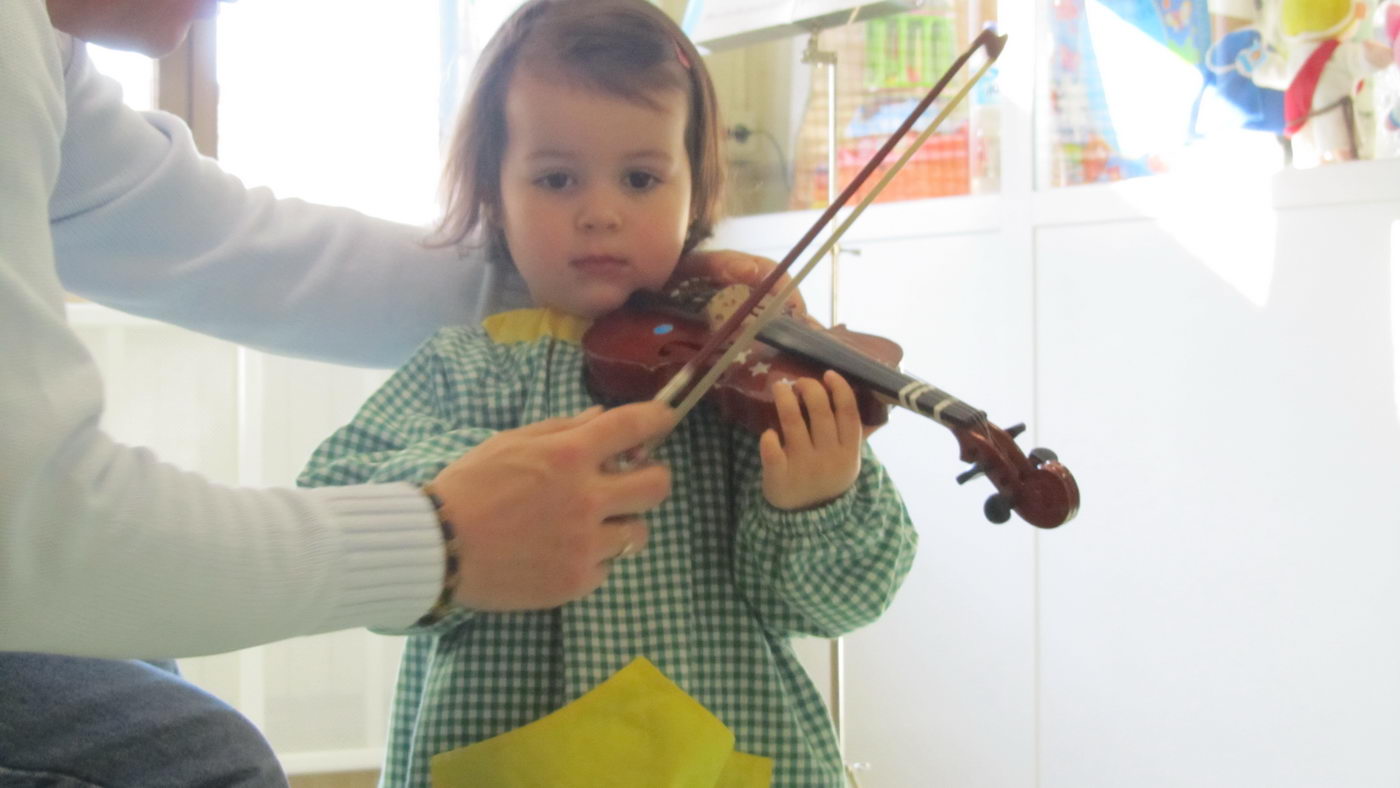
[714,159,1400,786]
[1033,168,1400,787]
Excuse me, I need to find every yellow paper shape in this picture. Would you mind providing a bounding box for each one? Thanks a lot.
[716,752,775,787]
[429,657,772,787]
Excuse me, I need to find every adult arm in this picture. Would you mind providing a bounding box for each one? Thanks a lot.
[0,0,448,658]
[49,37,530,369]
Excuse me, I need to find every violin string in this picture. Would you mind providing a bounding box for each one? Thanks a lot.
[667,53,1002,424]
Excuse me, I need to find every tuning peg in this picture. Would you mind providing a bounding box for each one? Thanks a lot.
[984,492,1012,524]
[1029,447,1058,466]
[956,465,985,485]
[1005,423,1025,440]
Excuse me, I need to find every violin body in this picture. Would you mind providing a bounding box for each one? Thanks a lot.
[583,296,898,435]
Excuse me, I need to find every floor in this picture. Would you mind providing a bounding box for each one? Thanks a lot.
[288,770,379,788]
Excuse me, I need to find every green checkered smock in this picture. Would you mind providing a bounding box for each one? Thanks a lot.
[298,308,918,787]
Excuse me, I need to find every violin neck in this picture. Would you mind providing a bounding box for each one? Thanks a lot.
[756,316,985,429]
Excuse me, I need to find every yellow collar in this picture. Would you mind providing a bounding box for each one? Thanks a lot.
[481,308,591,345]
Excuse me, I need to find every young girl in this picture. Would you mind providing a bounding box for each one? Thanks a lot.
[299,0,916,784]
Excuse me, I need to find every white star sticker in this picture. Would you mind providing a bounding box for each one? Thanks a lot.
[749,361,771,376]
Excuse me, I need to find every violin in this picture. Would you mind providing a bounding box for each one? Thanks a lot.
[583,279,1080,529]
[586,27,1078,529]
[583,278,900,434]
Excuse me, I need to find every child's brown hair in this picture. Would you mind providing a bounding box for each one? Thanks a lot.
[436,0,724,259]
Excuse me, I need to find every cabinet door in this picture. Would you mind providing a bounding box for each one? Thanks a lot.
[1035,202,1400,788]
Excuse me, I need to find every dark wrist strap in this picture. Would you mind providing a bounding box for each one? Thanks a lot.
[415,486,459,626]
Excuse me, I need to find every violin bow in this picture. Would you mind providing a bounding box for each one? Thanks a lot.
[657,27,1007,421]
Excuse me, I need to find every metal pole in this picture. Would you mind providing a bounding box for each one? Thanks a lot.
[801,27,845,750]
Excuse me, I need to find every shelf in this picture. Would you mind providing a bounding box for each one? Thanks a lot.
[1031,157,1400,228]
[713,190,1006,252]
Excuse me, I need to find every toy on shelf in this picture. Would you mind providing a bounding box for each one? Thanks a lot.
[1196,24,1286,135]
[1252,0,1394,164]
[1386,0,1400,64]
[1375,0,1400,154]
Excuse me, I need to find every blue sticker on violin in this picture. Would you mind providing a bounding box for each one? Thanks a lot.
[653,324,674,335]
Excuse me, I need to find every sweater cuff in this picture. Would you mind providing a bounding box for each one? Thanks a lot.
[756,485,862,545]
[303,483,445,633]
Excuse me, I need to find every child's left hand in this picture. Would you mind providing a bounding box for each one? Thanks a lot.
[758,370,864,510]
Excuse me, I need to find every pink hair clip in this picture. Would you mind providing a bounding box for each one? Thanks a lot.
[673,38,691,70]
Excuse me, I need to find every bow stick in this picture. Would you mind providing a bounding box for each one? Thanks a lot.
[656,27,1007,422]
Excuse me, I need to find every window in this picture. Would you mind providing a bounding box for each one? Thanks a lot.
[85,45,156,110]
[216,2,454,225]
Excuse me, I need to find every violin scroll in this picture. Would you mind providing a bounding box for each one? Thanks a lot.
[951,421,1079,529]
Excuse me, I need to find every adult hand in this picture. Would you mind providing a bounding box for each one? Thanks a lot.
[429,401,676,611]
[675,249,808,317]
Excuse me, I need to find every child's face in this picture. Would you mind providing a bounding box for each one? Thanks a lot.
[498,68,693,319]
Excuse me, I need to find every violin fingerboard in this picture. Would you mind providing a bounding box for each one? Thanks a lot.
[758,316,983,428]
